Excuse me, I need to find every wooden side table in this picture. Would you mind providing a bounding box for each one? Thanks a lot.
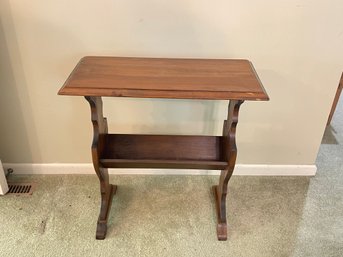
[58,56,269,240]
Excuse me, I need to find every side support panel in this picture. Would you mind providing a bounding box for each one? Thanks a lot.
[85,96,117,240]
[212,100,244,241]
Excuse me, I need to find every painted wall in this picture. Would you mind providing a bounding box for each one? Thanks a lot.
[1,0,342,166]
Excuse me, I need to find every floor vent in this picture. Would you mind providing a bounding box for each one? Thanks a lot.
[7,183,34,195]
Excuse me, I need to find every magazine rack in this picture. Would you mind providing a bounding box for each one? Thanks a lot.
[58,56,269,240]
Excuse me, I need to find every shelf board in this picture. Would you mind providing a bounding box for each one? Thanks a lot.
[100,159,228,169]
[100,134,227,170]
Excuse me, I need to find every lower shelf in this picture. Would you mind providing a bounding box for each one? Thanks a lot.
[100,134,228,170]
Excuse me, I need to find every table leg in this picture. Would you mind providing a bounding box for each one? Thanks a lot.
[96,174,117,239]
[212,100,244,241]
[85,96,117,240]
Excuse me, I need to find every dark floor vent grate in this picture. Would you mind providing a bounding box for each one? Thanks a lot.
[7,183,34,195]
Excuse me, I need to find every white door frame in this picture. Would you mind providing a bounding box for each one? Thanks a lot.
[0,160,9,195]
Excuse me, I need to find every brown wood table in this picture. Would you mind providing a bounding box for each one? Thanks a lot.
[58,56,269,241]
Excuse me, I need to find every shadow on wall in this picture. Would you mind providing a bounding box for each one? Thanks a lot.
[103,97,226,136]
[0,4,40,163]
[141,98,224,136]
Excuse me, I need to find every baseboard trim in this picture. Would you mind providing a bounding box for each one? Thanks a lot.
[2,163,317,176]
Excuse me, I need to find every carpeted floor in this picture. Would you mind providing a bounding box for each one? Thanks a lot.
[0,99,342,257]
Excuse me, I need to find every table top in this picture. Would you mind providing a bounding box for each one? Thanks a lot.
[58,56,269,100]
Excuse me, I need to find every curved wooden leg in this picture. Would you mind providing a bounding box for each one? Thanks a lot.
[212,169,233,241]
[96,171,117,240]
[212,100,243,241]
[85,96,118,240]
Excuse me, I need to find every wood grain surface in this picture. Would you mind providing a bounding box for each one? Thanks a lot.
[59,56,269,100]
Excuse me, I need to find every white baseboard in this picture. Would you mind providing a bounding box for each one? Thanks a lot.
[2,163,317,176]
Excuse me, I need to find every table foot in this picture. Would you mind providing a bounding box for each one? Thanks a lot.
[212,185,228,241]
[96,184,117,240]
[217,223,228,241]
[96,221,108,240]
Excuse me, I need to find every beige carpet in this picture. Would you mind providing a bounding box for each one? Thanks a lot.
[0,174,312,257]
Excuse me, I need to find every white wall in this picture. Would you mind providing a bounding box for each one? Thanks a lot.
[1,0,342,167]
